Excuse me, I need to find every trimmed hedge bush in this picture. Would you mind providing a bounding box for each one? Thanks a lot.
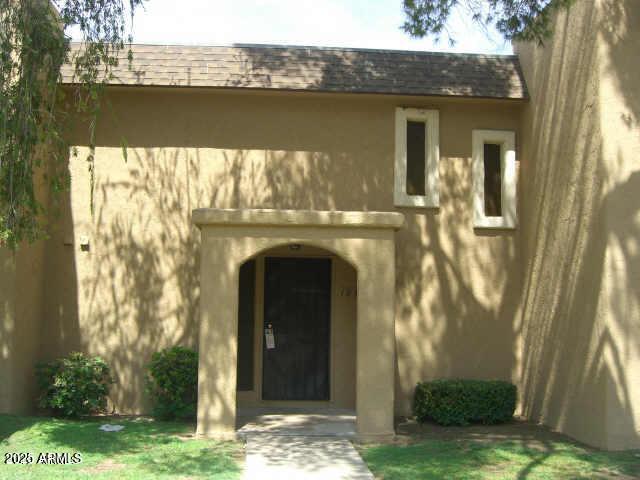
[414,379,516,426]
[35,352,113,417]
[146,346,198,420]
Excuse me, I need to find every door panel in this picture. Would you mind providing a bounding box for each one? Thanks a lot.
[262,257,331,401]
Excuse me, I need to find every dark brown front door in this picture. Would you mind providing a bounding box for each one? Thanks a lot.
[262,257,331,401]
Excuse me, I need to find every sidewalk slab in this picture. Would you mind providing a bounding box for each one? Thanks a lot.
[244,434,374,480]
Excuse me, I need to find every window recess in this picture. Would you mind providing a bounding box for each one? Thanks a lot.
[472,129,517,229]
[394,108,439,208]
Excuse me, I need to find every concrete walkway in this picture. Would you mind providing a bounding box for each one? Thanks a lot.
[238,409,374,479]
[244,434,374,480]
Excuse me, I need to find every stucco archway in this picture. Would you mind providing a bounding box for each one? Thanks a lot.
[192,208,404,439]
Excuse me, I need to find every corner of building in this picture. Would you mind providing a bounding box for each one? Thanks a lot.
[514,0,640,450]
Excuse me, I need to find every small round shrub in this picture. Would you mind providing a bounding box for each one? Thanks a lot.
[35,352,113,417]
[414,379,517,426]
[146,346,198,420]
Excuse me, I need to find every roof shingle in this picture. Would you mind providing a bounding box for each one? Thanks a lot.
[60,43,528,100]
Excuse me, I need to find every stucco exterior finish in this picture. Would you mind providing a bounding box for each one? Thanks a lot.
[0,248,17,411]
[0,244,47,414]
[0,167,48,414]
[39,89,522,418]
[515,0,639,450]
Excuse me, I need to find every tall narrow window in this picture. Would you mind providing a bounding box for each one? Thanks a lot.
[394,108,439,207]
[406,121,426,196]
[483,143,502,216]
[472,130,517,229]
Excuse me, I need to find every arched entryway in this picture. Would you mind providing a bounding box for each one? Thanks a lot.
[235,245,357,411]
[193,208,403,439]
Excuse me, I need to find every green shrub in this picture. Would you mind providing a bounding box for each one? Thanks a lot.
[146,346,198,420]
[414,379,516,426]
[35,352,113,417]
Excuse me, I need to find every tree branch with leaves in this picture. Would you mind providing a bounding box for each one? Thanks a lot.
[402,0,575,44]
[0,0,144,247]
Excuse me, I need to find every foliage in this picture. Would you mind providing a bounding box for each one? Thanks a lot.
[146,346,199,420]
[414,379,516,426]
[361,438,640,480]
[0,414,242,479]
[0,0,144,248]
[402,0,575,44]
[35,352,113,417]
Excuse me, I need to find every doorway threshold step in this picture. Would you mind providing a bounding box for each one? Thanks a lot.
[237,410,356,437]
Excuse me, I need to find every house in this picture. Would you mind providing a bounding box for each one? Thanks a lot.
[0,0,637,450]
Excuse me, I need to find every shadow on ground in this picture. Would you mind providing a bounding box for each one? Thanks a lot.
[0,415,42,441]
[362,419,640,480]
[0,414,193,454]
[0,414,242,479]
[395,417,579,446]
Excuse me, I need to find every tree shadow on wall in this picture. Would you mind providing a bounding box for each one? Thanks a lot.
[57,50,527,428]
[59,78,399,419]
[80,148,209,413]
[394,140,521,416]
[517,0,640,450]
[599,0,639,129]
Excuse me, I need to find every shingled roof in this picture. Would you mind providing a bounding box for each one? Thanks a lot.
[60,43,528,100]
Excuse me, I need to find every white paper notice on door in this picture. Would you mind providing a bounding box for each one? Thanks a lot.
[265,328,275,349]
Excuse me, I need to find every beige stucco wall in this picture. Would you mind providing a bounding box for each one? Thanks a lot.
[0,244,47,415]
[47,87,522,415]
[598,0,640,451]
[515,0,639,450]
[0,173,48,414]
[0,247,19,412]
[0,1,65,413]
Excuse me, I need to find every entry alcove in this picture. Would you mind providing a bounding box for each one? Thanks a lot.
[192,208,403,440]
[235,244,357,410]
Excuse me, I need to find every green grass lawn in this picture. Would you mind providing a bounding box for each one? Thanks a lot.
[0,414,242,479]
[360,439,640,480]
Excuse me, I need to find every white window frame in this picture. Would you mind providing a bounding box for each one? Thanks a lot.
[472,129,517,229]
[394,107,439,208]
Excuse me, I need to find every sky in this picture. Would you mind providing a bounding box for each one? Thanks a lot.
[70,0,512,55]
